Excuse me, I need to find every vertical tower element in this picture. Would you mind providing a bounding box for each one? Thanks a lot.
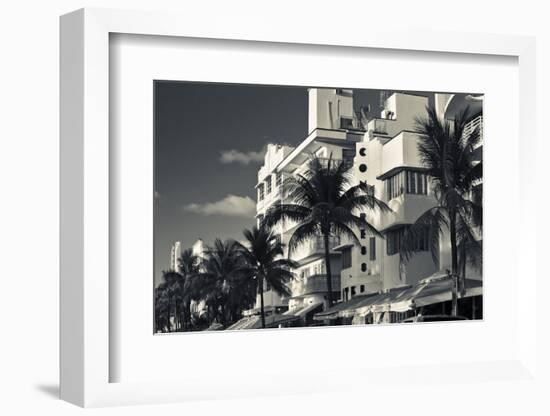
[170,241,182,272]
[354,140,370,279]
[308,88,355,133]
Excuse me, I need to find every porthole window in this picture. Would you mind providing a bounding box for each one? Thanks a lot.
[359,147,366,156]
[359,164,367,173]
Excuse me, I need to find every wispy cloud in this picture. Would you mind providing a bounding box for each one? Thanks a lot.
[219,148,265,165]
[183,195,256,218]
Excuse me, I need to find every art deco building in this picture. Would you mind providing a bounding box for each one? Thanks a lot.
[252,88,364,321]
[248,88,483,326]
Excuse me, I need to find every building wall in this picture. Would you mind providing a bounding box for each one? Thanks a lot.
[308,88,355,133]
[170,241,182,272]
[346,92,439,298]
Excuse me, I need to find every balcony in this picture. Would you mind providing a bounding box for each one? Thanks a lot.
[291,236,341,262]
[366,118,395,137]
[290,274,341,298]
[464,115,483,149]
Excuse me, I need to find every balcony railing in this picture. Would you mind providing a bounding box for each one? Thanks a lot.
[290,273,341,298]
[367,118,389,135]
[463,115,483,144]
[292,236,341,261]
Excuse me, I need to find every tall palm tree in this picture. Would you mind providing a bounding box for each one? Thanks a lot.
[236,225,298,328]
[263,155,390,308]
[198,239,253,326]
[400,106,482,316]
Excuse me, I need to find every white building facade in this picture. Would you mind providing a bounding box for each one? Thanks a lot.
[170,241,182,272]
[252,88,483,324]
[253,89,364,320]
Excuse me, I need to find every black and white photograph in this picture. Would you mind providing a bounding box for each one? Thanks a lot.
[154,82,483,333]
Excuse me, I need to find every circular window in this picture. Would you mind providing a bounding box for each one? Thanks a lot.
[361,263,367,272]
[359,164,367,173]
[359,147,366,156]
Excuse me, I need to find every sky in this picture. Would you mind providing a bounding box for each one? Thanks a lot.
[153,82,428,286]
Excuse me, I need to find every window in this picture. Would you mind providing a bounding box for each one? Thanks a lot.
[340,117,354,129]
[258,184,264,201]
[406,171,428,195]
[361,246,367,255]
[275,171,282,187]
[369,237,376,260]
[351,286,356,297]
[386,228,404,256]
[359,164,367,173]
[342,247,352,269]
[385,170,428,200]
[360,285,365,293]
[411,226,430,252]
[266,176,272,194]
[386,171,405,200]
[313,262,325,275]
[361,263,367,272]
[386,226,429,256]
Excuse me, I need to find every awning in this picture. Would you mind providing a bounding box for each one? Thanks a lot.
[250,314,300,329]
[313,293,378,320]
[285,302,323,317]
[332,243,354,252]
[226,316,259,330]
[357,286,412,315]
[313,273,483,320]
[227,313,301,330]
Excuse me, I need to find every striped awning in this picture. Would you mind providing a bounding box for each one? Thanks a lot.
[313,274,483,320]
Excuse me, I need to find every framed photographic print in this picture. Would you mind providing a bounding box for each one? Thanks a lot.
[60,7,539,408]
[152,81,483,334]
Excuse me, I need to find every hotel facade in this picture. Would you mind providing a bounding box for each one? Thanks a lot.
[249,88,483,325]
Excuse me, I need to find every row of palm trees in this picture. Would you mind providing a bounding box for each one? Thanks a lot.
[154,105,482,331]
[154,227,297,332]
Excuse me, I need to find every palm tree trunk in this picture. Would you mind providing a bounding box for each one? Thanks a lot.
[449,210,459,316]
[460,243,467,297]
[259,279,266,329]
[323,233,334,308]
[167,296,172,332]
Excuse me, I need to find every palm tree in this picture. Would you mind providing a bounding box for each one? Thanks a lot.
[400,106,482,316]
[198,239,253,326]
[263,155,390,308]
[154,281,170,332]
[177,249,200,330]
[156,270,181,331]
[236,225,297,328]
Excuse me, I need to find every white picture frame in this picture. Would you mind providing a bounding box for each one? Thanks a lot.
[60,7,538,408]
